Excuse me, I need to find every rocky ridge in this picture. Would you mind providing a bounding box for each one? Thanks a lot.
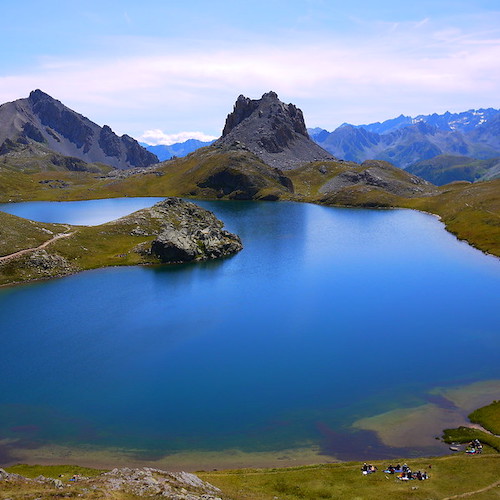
[0,467,223,499]
[318,160,435,197]
[0,90,158,169]
[215,91,335,169]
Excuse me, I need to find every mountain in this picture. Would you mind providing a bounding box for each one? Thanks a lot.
[143,139,214,161]
[356,114,413,134]
[351,108,500,135]
[407,155,500,185]
[309,108,500,171]
[0,90,158,169]
[214,91,335,169]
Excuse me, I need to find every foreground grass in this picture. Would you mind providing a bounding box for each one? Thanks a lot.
[3,455,500,500]
[198,455,500,500]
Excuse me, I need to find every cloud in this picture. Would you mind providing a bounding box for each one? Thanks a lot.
[1,12,499,134]
[139,129,218,145]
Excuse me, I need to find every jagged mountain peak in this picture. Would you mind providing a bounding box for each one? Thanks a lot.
[216,92,334,170]
[222,90,307,139]
[0,90,158,169]
[29,89,53,103]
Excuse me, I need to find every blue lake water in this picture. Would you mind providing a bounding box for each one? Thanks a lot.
[0,198,499,465]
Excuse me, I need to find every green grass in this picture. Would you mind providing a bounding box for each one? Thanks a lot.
[0,207,162,286]
[199,455,500,500]
[442,400,500,453]
[5,463,106,479]
[442,427,500,453]
[469,400,500,435]
[0,211,69,256]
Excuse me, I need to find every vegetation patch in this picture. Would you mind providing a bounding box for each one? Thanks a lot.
[5,463,106,479]
[469,400,500,435]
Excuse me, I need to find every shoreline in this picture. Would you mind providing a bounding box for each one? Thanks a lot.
[3,380,498,472]
[1,196,498,289]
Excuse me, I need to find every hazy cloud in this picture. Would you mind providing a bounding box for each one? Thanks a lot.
[1,11,499,135]
[139,129,218,145]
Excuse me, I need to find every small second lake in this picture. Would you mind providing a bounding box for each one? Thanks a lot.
[0,198,499,467]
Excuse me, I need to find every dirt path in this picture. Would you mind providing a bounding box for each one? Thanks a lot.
[0,230,74,263]
[442,479,500,499]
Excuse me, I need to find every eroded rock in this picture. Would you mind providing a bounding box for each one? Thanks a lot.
[149,198,243,263]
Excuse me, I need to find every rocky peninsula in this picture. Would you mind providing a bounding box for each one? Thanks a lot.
[0,198,242,286]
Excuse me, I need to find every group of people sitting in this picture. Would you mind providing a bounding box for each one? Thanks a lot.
[384,464,429,480]
[466,439,483,454]
[361,462,430,480]
[360,463,377,474]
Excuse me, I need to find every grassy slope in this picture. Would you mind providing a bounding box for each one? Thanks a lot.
[469,400,500,435]
[442,400,500,454]
[199,455,500,500]
[0,147,291,202]
[0,208,164,286]
[407,180,500,256]
[0,211,69,256]
[2,455,500,500]
[94,147,293,200]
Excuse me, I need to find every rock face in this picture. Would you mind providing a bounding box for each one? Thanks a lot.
[97,467,222,499]
[0,90,158,169]
[215,91,335,169]
[149,198,242,262]
[318,160,435,197]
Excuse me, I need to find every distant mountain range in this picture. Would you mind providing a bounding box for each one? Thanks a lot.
[0,90,158,170]
[308,109,500,182]
[406,155,500,186]
[141,139,214,161]
[148,107,500,184]
[1,90,499,185]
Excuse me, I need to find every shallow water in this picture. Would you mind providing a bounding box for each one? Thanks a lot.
[0,198,499,466]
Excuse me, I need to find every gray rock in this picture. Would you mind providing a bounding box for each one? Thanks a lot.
[215,91,336,170]
[52,478,63,488]
[97,467,222,499]
[149,198,243,263]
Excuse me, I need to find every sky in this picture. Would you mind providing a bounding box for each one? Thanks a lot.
[1,0,499,145]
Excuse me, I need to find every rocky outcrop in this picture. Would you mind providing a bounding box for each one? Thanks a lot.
[149,198,242,262]
[0,467,223,499]
[0,90,158,169]
[215,91,335,169]
[98,467,222,499]
[318,160,436,198]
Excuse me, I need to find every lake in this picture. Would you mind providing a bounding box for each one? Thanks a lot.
[0,198,499,469]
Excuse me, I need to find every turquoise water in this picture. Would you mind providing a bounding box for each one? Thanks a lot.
[0,198,499,463]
